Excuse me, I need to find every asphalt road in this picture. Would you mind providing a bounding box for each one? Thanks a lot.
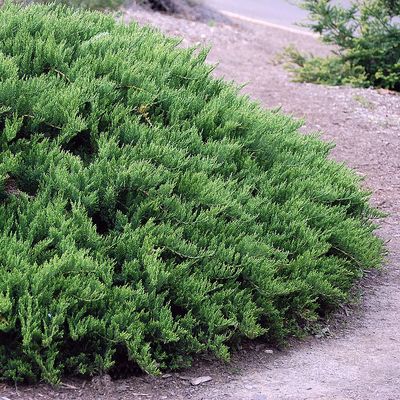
[204,0,351,28]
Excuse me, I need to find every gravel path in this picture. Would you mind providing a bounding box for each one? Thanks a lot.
[1,8,399,400]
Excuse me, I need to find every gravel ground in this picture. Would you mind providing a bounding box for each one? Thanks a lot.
[1,6,399,400]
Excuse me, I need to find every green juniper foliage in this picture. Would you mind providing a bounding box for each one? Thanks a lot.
[17,0,127,10]
[285,0,400,91]
[16,0,195,11]
[0,2,383,384]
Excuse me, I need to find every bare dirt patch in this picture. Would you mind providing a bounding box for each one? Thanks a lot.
[1,8,399,400]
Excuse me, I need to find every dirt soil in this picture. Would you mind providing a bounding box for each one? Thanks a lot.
[1,7,400,400]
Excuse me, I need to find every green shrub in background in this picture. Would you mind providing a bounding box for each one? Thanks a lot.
[285,0,400,91]
[0,2,384,384]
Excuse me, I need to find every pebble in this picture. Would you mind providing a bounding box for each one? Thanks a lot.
[190,376,213,386]
[252,395,268,400]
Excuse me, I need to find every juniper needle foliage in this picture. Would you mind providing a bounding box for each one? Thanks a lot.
[0,3,383,384]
